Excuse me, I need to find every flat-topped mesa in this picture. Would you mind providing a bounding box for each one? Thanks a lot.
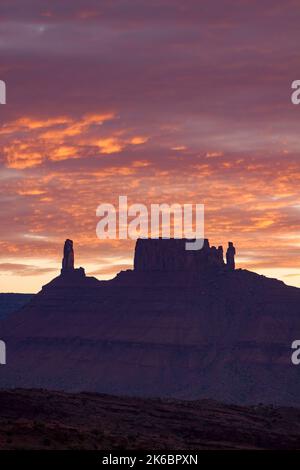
[61,239,85,278]
[134,238,236,272]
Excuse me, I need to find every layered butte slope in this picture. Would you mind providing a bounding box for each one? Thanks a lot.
[1,238,300,405]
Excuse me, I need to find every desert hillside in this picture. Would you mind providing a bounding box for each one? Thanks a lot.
[0,389,300,450]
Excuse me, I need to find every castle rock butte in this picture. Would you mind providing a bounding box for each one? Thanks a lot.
[1,238,300,405]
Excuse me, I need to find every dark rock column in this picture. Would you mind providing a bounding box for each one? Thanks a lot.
[217,246,224,265]
[226,242,236,270]
[62,239,74,272]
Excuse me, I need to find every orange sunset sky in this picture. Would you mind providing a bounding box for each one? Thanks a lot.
[1,0,300,293]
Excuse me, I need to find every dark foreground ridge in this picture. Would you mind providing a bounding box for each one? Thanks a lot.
[1,388,300,450]
[1,238,300,405]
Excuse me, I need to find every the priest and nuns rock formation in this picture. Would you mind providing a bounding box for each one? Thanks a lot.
[134,238,236,272]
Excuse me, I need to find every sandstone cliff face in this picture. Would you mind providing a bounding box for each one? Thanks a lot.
[1,239,300,405]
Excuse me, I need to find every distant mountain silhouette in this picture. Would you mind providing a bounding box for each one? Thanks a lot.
[0,293,33,320]
[1,238,300,405]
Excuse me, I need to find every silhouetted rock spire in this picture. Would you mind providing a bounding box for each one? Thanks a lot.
[62,239,74,272]
[60,239,86,279]
[226,242,236,270]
